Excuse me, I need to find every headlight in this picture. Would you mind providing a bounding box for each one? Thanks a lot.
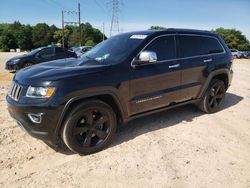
[26,86,56,98]
[12,59,20,64]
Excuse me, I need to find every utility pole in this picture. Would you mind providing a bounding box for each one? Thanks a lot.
[78,2,81,46]
[102,22,105,41]
[61,3,81,48]
[110,0,120,37]
[62,10,65,48]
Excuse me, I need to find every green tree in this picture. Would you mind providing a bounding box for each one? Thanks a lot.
[53,28,70,46]
[67,23,105,47]
[16,25,33,50]
[0,21,106,51]
[32,23,53,48]
[68,28,80,47]
[85,40,95,46]
[212,28,250,50]
[0,29,16,51]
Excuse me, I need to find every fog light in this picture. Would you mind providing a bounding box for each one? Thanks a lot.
[28,113,44,124]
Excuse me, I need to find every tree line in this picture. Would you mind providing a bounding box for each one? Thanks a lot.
[1,22,249,52]
[149,26,250,51]
[0,21,106,52]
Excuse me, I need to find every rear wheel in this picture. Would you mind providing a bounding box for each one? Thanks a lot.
[61,100,117,155]
[198,79,226,113]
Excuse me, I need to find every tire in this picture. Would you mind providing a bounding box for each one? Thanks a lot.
[198,79,226,113]
[61,100,117,155]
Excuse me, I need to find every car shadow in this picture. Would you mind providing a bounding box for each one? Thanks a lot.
[52,92,243,155]
[110,92,243,149]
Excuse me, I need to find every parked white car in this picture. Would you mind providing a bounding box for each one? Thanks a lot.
[230,49,241,58]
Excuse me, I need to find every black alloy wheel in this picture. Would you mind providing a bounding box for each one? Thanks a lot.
[62,100,117,155]
[207,83,225,110]
[198,79,226,113]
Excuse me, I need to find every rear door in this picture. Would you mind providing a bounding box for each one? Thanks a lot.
[129,35,182,115]
[177,34,225,101]
[55,47,68,59]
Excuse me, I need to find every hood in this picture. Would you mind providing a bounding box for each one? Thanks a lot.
[14,58,110,86]
[8,54,29,62]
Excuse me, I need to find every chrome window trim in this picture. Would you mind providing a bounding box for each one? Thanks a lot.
[131,33,226,67]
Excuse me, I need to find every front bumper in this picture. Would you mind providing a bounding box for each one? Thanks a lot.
[5,62,19,71]
[7,96,63,145]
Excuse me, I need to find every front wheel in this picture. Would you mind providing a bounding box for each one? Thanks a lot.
[23,62,33,68]
[61,100,117,155]
[198,79,226,113]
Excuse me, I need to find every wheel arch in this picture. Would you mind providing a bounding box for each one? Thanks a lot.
[198,69,230,98]
[22,60,34,68]
[54,92,127,138]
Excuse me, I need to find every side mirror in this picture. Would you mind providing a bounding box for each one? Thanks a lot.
[132,51,157,68]
[138,51,157,63]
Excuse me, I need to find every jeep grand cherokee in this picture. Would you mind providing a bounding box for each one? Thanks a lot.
[7,29,233,154]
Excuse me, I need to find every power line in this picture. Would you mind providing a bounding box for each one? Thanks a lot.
[46,0,66,9]
[62,2,81,47]
[94,0,109,15]
[110,0,120,37]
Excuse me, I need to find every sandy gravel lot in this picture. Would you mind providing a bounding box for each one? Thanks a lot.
[0,52,250,188]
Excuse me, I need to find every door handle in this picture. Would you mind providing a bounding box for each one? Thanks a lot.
[203,58,213,63]
[169,64,180,69]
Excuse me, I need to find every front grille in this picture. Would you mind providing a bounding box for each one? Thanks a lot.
[8,82,23,101]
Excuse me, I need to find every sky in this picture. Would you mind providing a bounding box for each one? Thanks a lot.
[0,0,250,39]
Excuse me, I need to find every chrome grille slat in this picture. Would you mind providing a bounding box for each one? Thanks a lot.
[8,82,23,101]
[14,85,20,99]
[11,83,17,97]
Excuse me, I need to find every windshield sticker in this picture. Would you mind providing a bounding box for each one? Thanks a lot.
[130,35,147,39]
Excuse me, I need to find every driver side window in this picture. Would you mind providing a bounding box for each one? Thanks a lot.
[39,48,54,58]
[144,35,176,61]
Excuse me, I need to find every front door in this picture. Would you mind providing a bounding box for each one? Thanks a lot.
[36,47,55,63]
[129,35,182,115]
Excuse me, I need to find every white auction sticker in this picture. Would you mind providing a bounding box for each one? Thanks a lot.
[130,35,147,39]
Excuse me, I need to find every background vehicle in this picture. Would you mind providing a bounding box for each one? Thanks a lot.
[69,46,93,57]
[5,46,77,71]
[7,29,233,155]
[230,49,241,58]
[239,51,250,58]
[75,46,93,57]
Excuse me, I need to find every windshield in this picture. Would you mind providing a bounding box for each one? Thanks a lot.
[28,48,43,55]
[80,33,147,64]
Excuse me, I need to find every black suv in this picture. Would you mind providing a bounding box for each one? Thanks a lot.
[7,29,233,154]
[5,46,77,71]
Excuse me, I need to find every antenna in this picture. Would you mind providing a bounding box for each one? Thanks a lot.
[110,0,120,37]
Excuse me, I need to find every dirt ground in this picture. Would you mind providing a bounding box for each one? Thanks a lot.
[0,52,250,188]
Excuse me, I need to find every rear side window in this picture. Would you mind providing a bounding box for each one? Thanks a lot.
[144,36,176,61]
[179,35,224,58]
